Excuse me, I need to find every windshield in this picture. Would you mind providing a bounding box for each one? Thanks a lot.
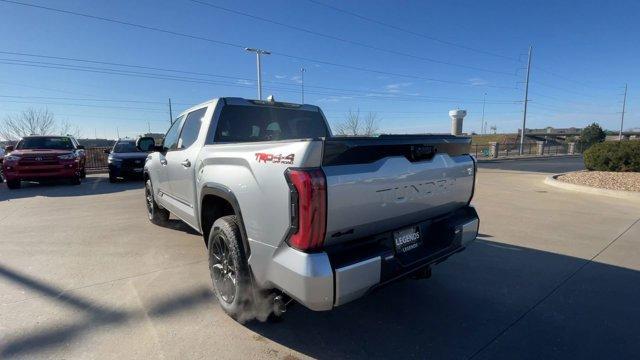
[16,137,74,150]
[112,141,141,153]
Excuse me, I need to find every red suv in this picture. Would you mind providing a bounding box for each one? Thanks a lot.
[2,136,87,189]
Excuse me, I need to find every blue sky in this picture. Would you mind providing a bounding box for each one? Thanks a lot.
[0,0,638,139]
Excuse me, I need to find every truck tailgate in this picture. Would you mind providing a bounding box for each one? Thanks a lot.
[322,136,475,246]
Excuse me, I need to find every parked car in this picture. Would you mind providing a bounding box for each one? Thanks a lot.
[0,147,5,183]
[2,135,86,189]
[139,97,478,321]
[105,139,150,182]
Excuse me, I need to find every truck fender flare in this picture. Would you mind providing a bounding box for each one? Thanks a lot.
[200,184,251,257]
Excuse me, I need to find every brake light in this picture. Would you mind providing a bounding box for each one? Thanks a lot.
[285,168,327,252]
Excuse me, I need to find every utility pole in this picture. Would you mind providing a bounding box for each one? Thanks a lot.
[245,48,271,100]
[147,120,151,134]
[519,45,532,155]
[116,127,120,139]
[619,83,627,141]
[481,92,487,135]
[300,67,306,104]
[168,98,173,125]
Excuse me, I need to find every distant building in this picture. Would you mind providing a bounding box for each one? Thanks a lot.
[524,127,582,134]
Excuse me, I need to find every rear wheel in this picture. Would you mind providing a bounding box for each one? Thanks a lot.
[6,179,20,189]
[109,173,118,183]
[208,215,254,321]
[80,167,86,179]
[145,179,169,225]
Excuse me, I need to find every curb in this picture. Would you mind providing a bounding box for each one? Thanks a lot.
[544,172,640,201]
[476,154,581,163]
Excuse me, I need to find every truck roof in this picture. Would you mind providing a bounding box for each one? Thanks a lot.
[179,97,321,116]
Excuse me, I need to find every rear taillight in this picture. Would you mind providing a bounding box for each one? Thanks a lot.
[285,168,327,252]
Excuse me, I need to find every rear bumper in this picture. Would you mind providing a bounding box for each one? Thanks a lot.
[267,206,479,311]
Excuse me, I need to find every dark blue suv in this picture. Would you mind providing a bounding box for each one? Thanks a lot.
[106,139,149,182]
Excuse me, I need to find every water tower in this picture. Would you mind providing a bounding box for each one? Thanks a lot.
[449,109,467,135]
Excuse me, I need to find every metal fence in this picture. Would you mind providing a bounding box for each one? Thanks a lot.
[471,142,583,159]
[85,147,110,171]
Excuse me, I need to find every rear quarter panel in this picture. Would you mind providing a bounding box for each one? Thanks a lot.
[196,140,323,287]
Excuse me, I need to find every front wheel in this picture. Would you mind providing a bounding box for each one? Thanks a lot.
[208,215,255,322]
[6,179,20,189]
[145,179,169,225]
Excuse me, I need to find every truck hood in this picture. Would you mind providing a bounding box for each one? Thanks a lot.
[109,152,149,160]
[9,149,74,156]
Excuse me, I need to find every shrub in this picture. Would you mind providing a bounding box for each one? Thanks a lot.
[577,123,606,151]
[583,141,640,172]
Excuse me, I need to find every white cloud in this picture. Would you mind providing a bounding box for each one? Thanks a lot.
[468,78,488,86]
[236,79,254,85]
[274,75,287,79]
[384,82,412,93]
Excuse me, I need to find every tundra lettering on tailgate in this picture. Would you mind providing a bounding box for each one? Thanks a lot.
[376,178,456,205]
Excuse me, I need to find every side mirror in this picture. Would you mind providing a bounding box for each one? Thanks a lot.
[136,137,156,152]
[103,149,111,154]
[77,145,85,150]
[5,145,14,152]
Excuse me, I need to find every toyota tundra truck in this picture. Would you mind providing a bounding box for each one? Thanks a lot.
[138,97,478,321]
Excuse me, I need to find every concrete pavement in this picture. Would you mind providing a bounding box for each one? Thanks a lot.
[1,157,639,359]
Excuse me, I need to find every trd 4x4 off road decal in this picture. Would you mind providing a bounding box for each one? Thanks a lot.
[255,152,295,164]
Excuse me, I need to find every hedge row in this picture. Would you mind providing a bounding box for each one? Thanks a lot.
[583,141,640,172]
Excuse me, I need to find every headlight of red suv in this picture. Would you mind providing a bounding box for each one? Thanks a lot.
[58,153,77,160]
[3,155,20,164]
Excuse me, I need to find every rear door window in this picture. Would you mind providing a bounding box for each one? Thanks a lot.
[209,105,328,143]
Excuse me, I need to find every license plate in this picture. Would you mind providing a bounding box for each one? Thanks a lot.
[393,226,422,254]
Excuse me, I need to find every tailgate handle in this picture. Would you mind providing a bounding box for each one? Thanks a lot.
[410,145,435,161]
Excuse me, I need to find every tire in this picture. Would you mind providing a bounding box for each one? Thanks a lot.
[6,179,20,189]
[71,175,81,185]
[145,179,169,225]
[207,215,254,321]
[80,167,86,179]
[109,173,118,183]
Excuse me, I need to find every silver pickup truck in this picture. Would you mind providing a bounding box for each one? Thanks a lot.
[138,97,478,321]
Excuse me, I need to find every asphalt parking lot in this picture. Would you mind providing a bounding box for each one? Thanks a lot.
[1,157,639,359]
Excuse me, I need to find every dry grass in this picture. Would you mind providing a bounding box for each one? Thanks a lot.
[557,171,640,192]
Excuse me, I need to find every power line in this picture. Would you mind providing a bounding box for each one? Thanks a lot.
[0,99,168,112]
[0,58,521,104]
[0,0,517,90]
[303,0,520,62]
[189,0,516,76]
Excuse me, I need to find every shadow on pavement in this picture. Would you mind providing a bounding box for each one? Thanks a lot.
[0,175,142,201]
[248,239,640,359]
[2,239,639,359]
[0,262,213,358]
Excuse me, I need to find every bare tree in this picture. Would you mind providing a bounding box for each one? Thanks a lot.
[363,111,380,136]
[0,108,83,140]
[334,109,380,136]
[0,108,57,140]
[58,119,82,138]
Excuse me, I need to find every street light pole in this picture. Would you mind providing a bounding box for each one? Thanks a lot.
[245,48,271,100]
[300,67,306,104]
[481,92,486,135]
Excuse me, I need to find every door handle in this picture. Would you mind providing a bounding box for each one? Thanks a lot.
[181,159,191,167]
[160,159,167,166]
